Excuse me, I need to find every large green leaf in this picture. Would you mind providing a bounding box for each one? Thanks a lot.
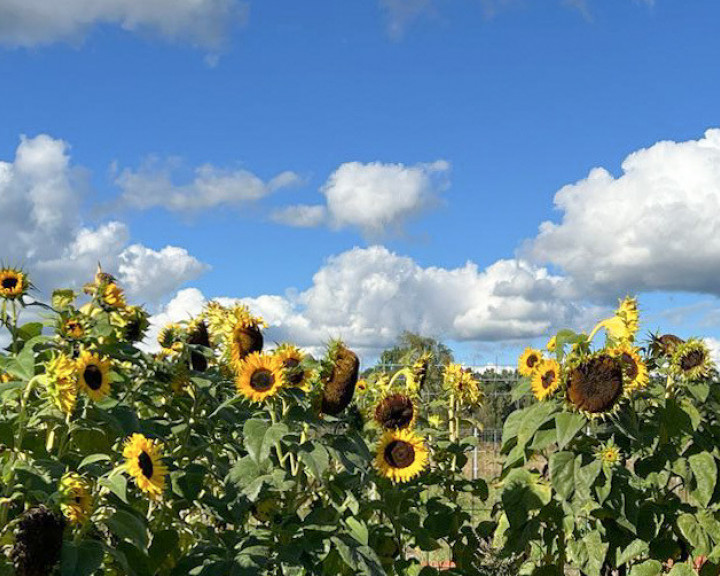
[549,451,576,500]
[555,412,586,450]
[689,452,717,508]
[60,541,104,576]
[628,560,662,576]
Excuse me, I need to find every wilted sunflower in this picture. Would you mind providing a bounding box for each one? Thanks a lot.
[59,472,92,525]
[518,348,543,377]
[275,344,311,391]
[100,282,126,309]
[76,351,111,402]
[320,342,359,415]
[229,307,266,365]
[374,428,429,483]
[374,393,417,430]
[186,318,211,372]
[649,333,684,359]
[120,305,150,343]
[123,434,167,499]
[11,506,65,576]
[671,339,713,381]
[566,353,624,416]
[611,344,648,393]
[236,352,286,403]
[589,297,639,345]
[45,354,78,414]
[443,363,482,405]
[410,352,432,391]
[0,267,29,300]
[531,359,561,401]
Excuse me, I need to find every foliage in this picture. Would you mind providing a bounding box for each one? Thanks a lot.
[0,268,487,575]
[494,300,720,576]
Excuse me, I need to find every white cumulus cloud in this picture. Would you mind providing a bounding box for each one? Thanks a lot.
[271,205,327,228]
[0,134,208,303]
[0,0,248,49]
[527,129,720,298]
[115,158,300,213]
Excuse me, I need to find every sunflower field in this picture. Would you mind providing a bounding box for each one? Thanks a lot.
[0,267,488,576]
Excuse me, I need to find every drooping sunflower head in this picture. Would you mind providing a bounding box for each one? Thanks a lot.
[611,344,649,395]
[157,323,184,357]
[671,339,714,381]
[0,267,29,300]
[76,351,111,402]
[121,305,150,343]
[59,472,93,525]
[45,354,78,415]
[531,359,561,401]
[410,352,432,391]
[443,363,482,405]
[374,393,417,431]
[123,434,167,500]
[275,344,311,391]
[374,428,429,483]
[236,352,286,403]
[229,309,265,365]
[320,341,359,416]
[616,296,639,337]
[566,353,624,416]
[187,319,211,372]
[649,333,684,360]
[11,506,65,576]
[101,282,126,309]
[518,348,543,377]
[596,439,621,467]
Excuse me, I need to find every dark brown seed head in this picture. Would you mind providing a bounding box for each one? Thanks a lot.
[12,506,65,576]
[84,365,103,390]
[232,325,264,362]
[374,394,415,430]
[567,354,624,414]
[321,346,359,416]
[383,440,415,469]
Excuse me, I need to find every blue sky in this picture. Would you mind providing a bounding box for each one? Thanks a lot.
[1,0,719,365]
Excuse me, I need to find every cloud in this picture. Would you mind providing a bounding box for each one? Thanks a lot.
[379,0,438,39]
[276,160,450,237]
[115,158,301,213]
[143,288,207,351]
[0,134,207,303]
[147,245,587,355]
[0,0,248,49]
[527,129,720,298]
[706,338,720,367]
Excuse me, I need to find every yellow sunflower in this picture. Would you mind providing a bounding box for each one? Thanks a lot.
[374,429,429,483]
[157,323,184,355]
[565,353,624,416]
[611,344,648,394]
[62,317,85,340]
[0,267,28,300]
[617,296,639,337]
[76,351,111,402]
[518,348,543,377]
[410,352,432,391]
[45,354,78,414]
[59,472,92,525]
[596,440,621,467]
[374,393,417,430]
[443,363,482,405]
[531,359,561,401]
[546,336,557,353]
[275,344,310,391]
[671,339,714,381]
[123,434,167,499]
[356,379,368,394]
[588,297,639,345]
[101,282,126,309]
[229,309,265,366]
[235,352,286,402]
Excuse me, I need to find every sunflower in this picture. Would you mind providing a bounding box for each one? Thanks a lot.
[158,323,184,354]
[229,311,265,366]
[374,393,417,430]
[101,282,126,309]
[45,354,78,414]
[611,344,648,394]
[649,333,684,359]
[320,342,359,415]
[596,440,621,467]
[59,473,92,525]
[671,339,713,381]
[275,344,310,391]
[11,506,65,576]
[236,352,286,403]
[58,316,86,340]
[546,336,557,353]
[0,267,28,300]
[123,434,167,499]
[531,359,561,401]
[443,363,482,405]
[76,351,111,402]
[410,352,432,391]
[187,319,211,372]
[374,429,429,483]
[356,379,368,394]
[120,305,150,343]
[617,296,639,337]
[518,348,543,377]
[566,353,624,416]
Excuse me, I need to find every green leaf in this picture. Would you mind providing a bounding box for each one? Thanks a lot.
[667,565,696,576]
[106,509,149,550]
[677,514,710,554]
[346,518,369,546]
[689,452,717,508]
[629,560,662,576]
[243,419,289,466]
[78,453,112,470]
[299,442,330,479]
[616,539,649,566]
[61,540,104,576]
[555,412,586,450]
[52,289,76,309]
[148,530,179,573]
[582,530,608,576]
[99,472,128,503]
[517,402,557,448]
[549,451,575,500]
